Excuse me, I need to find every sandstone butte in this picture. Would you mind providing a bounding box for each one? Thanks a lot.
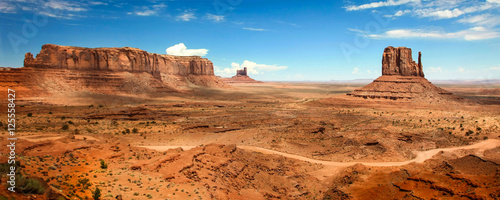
[0,44,225,98]
[221,67,262,84]
[348,46,459,102]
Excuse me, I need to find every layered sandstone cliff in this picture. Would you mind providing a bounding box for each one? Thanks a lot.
[24,44,214,77]
[0,44,224,100]
[348,46,459,102]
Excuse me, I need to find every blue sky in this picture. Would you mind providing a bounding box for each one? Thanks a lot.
[1,0,499,81]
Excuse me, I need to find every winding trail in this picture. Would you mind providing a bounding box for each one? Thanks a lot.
[140,139,500,168]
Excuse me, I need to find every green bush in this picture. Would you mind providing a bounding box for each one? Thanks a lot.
[27,113,33,117]
[62,124,69,130]
[92,187,101,200]
[16,175,46,194]
[100,160,108,169]
[132,128,138,133]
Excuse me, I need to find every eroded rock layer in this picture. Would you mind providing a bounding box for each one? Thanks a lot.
[24,44,214,76]
[221,67,262,84]
[348,46,458,102]
[382,46,424,77]
[0,44,225,100]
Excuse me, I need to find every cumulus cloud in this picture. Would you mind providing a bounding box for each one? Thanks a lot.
[177,11,196,21]
[166,43,208,56]
[457,67,466,73]
[215,60,288,77]
[205,13,225,22]
[490,66,500,70]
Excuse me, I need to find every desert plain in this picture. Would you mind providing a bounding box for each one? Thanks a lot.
[0,80,499,200]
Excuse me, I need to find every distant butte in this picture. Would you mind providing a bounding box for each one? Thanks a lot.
[222,67,262,84]
[348,46,461,102]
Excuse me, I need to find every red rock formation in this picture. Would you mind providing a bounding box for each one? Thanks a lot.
[24,44,214,76]
[236,67,247,76]
[348,46,460,103]
[0,44,225,100]
[222,67,262,84]
[382,46,424,77]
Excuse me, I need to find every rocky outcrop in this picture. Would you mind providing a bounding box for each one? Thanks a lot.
[382,46,424,77]
[24,44,214,77]
[0,44,225,100]
[221,67,262,84]
[348,46,460,102]
[236,67,247,76]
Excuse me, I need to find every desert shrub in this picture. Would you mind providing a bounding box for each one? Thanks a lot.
[27,113,33,117]
[78,178,91,189]
[92,187,101,200]
[61,116,66,120]
[100,160,108,169]
[62,124,69,130]
[16,175,46,194]
[132,128,138,133]
[125,128,130,134]
[465,130,474,136]
[48,112,52,114]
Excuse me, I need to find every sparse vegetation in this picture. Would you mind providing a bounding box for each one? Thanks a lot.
[92,187,101,200]
[100,160,108,169]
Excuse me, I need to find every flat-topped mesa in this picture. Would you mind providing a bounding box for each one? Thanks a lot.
[24,44,214,77]
[382,46,424,77]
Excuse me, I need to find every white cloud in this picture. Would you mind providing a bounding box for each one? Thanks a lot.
[457,67,466,73]
[365,26,499,40]
[427,67,443,73]
[45,0,87,12]
[0,2,16,13]
[215,60,288,77]
[243,27,268,31]
[345,0,420,11]
[89,1,108,6]
[129,3,166,16]
[488,0,500,3]
[205,13,225,22]
[490,66,500,70]
[352,67,359,74]
[166,43,208,56]
[415,8,465,19]
[176,11,196,21]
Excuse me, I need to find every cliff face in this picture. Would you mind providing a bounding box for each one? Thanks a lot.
[24,44,214,76]
[382,46,424,77]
